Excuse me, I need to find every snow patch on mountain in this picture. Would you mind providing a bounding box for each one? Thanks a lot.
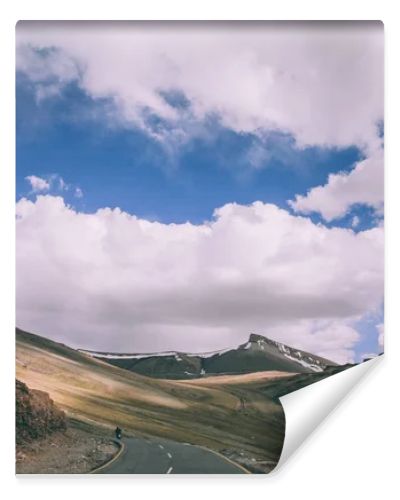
[79,345,235,360]
[79,332,336,377]
[282,353,324,372]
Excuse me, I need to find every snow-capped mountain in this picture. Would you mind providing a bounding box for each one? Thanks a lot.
[80,333,337,379]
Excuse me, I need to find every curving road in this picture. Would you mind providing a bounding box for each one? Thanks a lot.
[95,436,248,474]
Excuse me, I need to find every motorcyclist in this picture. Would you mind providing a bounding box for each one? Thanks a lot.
[115,426,122,440]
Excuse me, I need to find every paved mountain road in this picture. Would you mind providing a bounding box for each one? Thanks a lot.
[95,436,248,474]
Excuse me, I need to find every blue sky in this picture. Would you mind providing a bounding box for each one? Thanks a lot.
[17,77,370,228]
[15,22,384,361]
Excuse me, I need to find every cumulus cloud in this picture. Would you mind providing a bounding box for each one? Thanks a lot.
[16,21,383,151]
[15,23,384,362]
[25,175,50,193]
[289,148,384,221]
[16,195,383,362]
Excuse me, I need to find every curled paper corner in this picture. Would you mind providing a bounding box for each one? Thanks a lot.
[275,356,383,471]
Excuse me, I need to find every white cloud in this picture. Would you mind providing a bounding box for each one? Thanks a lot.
[360,352,379,361]
[289,148,384,221]
[25,175,50,193]
[352,216,360,228]
[35,83,62,103]
[16,195,383,362]
[57,176,67,191]
[15,24,384,363]
[377,323,384,348]
[16,22,383,152]
[25,173,83,198]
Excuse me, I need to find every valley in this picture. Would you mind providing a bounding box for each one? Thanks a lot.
[16,327,349,473]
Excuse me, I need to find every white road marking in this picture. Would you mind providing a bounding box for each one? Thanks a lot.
[158,444,164,449]
[167,452,172,459]
[166,466,173,474]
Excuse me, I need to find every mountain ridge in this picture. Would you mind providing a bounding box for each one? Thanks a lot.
[16,326,291,472]
[79,332,337,379]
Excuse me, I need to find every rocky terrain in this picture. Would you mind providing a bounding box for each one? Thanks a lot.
[16,379,66,445]
[16,379,119,473]
[16,328,290,471]
[16,420,118,474]
[16,327,349,473]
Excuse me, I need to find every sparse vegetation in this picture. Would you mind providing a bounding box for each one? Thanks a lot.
[16,328,350,473]
[16,328,287,470]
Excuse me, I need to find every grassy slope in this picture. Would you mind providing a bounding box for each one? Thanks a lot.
[177,364,353,424]
[16,329,287,466]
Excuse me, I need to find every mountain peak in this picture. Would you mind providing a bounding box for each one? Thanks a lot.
[248,333,268,343]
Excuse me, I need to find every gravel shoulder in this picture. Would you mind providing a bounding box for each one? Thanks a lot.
[16,420,119,474]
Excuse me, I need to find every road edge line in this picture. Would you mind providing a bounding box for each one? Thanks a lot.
[89,440,125,474]
[198,445,251,474]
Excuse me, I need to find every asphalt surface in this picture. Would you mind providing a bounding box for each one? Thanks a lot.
[96,437,247,474]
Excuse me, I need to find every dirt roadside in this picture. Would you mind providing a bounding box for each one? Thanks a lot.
[16,419,119,474]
